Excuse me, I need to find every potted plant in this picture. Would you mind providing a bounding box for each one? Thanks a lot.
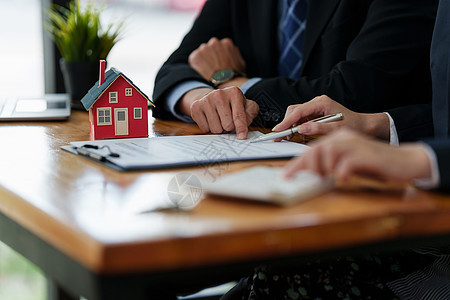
[45,0,124,109]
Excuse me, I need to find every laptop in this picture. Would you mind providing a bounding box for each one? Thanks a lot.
[0,94,71,121]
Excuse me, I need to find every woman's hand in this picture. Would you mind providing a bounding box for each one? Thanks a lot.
[284,129,432,184]
[273,95,390,141]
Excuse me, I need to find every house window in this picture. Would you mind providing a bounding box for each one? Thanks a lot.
[134,107,142,119]
[97,107,112,125]
[125,88,133,96]
[117,110,126,121]
[109,92,118,103]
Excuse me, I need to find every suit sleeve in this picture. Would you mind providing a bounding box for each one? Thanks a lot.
[423,139,450,191]
[387,104,434,142]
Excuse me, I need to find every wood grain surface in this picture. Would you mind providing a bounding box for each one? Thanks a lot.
[0,110,449,275]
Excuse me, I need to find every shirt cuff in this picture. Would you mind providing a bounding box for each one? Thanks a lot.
[166,80,211,122]
[240,77,262,94]
[384,112,399,146]
[413,142,441,189]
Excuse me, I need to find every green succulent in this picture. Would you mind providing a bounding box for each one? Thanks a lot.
[45,1,124,62]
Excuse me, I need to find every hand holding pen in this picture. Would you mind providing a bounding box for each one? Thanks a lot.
[251,113,343,143]
[252,95,393,143]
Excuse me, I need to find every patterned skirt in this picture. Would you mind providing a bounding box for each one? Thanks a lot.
[221,250,439,300]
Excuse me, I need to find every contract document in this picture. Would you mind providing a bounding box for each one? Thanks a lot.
[62,131,310,171]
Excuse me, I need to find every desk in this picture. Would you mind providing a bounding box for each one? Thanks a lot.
[1,110,450,300]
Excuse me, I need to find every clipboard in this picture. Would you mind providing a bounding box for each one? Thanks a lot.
[62,131,310,171]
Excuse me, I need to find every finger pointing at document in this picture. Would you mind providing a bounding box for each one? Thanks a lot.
[176,37,259,139]
[179,87,259,139]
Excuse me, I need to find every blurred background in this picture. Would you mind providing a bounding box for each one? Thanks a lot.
[0,0,202,298]
[0,0,203,97]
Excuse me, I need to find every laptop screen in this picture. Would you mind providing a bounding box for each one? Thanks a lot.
[0,94,71,121]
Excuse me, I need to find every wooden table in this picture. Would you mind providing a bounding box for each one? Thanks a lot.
[1,110,450,300]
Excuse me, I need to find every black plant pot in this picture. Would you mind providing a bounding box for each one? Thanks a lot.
[60,59,99,110]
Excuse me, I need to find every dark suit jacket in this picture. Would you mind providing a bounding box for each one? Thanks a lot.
[431,0,450,138]
[153,0,438,141]
[424,0,450,191]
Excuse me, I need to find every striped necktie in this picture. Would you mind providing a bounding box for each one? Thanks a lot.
[278,0,308,80]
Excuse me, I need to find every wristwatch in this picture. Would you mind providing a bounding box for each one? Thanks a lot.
[210,68,243,86]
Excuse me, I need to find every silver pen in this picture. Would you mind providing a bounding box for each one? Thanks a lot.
[250,113,344,143]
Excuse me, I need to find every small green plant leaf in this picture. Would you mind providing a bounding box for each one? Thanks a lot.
[44,1,124,62]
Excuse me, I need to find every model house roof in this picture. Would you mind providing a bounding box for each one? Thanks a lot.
[80,68,153,110]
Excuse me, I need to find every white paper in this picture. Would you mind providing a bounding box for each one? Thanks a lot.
[66,131,310,170]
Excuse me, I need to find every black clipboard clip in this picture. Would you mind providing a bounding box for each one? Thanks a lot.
[75,144,120,162]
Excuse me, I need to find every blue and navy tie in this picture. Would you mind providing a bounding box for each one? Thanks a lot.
[278,0,308,80]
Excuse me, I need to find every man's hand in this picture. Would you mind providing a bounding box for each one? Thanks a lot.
[177,37,258,139]
[273,95,390,141]
[188,37,246,81]
[284,129,432,183]
[178,87,259,139]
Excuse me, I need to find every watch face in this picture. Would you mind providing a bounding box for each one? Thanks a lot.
[211,69,235,84]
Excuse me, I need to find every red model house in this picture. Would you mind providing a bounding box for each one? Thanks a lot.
[81,61,153,140]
